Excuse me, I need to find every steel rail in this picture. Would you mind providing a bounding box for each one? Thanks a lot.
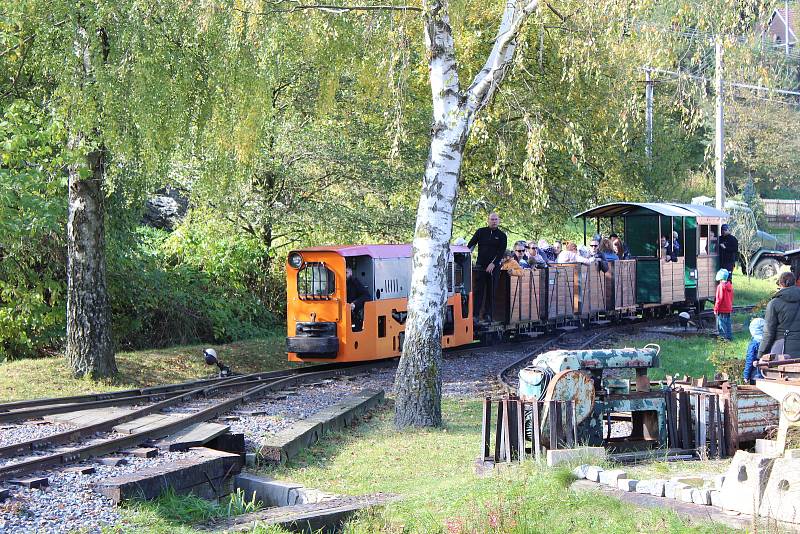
[0,362,386,481]
[0,360,376,421]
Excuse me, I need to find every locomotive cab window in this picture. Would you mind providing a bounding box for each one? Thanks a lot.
[297,262,335,299]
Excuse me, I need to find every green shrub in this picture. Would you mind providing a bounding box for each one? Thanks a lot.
[108,226,276,349]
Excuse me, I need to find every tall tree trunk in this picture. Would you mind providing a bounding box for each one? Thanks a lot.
[394,0,538,428]
[65,24,116,378]
[66,147,116,377]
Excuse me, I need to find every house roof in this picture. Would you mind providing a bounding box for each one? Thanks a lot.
[574,202,699,219]
[293,243,471,259]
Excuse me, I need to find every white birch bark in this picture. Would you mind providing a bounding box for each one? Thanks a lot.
[66,24,117,378]
[394,0,538,427]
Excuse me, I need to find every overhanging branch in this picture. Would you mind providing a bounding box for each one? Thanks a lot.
[232,4,421,15]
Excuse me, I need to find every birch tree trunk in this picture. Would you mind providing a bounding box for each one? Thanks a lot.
[66,147,116,377]
[395,0,538,428]
[65,25,117,378]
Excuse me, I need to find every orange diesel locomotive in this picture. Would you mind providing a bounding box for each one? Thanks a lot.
[286,244,475,363]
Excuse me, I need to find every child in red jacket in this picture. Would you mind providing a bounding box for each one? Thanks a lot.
[714,268,734,340]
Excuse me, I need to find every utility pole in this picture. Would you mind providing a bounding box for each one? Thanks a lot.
[645,67,653,166]
[715,39,725,210]
[786,0,790,57]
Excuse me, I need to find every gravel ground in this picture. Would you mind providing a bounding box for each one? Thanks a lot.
[0,343,548,533]
[0,422,75,448]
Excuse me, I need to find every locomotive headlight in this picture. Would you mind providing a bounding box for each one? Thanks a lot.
[288,253,303,269]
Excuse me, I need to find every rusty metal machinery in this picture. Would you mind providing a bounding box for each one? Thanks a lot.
[519,347,668,450]
[756,354,800,454]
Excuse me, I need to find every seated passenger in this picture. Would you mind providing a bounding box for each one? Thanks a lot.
[610,237,630,260]
[598,238,619,261]
[553,240,563,258]
[577,244,593,261]
[660,235,677,262]
[526,241,547,267]
[556,242,591,263]
[513,240,530,268]
[672,231,681,255]
[538,239,557,263]
[346,266,370,331]
[500,250,525,276]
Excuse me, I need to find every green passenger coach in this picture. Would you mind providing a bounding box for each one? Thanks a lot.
[575,202,729,313]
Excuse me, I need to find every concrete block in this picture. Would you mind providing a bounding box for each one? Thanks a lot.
[755,439,779,455]
[64,466,96,475]
[546,447,605,467]
[572,464,589,479]
[585,466,603,482]
[288,487,337,505]
[719,450,775,515]
[757,456,800,524]
[9,478,48,489]
[691,488,712,505]
[710,490,722,508]
[648,479,666,498]
[599,470,627,486]
[234,473,301,507]
[635,480,652,494]
[672,476,705,488]
[98,457,128,467]
[617,478,638,492]
[679,488,695,503]
[785,449,800,460]
[665,481,689,499]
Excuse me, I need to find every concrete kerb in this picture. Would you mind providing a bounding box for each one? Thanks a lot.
[258,389,385,465]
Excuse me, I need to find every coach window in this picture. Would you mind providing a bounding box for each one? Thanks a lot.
[297,262,335,300]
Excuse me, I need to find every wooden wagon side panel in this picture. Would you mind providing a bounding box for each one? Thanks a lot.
[697,256,717,300]
[605,260,636,311]
[660,257,685,304]
[548,264,576,320]
[577,263,606,317]
[508,270,545,324]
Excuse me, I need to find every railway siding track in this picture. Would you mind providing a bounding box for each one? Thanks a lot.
[0,362,391,482]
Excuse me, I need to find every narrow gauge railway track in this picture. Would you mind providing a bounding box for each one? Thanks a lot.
[0,361,391,482]
[0,361,383,424]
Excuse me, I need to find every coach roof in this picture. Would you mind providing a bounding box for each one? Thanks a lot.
[293,243,471,259]
[575,202,725,219]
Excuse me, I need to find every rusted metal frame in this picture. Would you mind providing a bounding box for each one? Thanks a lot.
[532,401,541,460]
[664,390,678,448]
[501,398,512,462]
[481,397,492,460]
[549,401,562,450]
[518,400,525,460]
[0,366,366,482]
[708,395,718,458]
[678,390,692,448]
[494,401,504,462]
[564,401,574,448]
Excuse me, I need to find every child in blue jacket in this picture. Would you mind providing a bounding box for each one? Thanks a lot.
[743,318,765,384]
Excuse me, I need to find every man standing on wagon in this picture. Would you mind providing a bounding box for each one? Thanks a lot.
[468,212,507,323]
[719,224,739,282]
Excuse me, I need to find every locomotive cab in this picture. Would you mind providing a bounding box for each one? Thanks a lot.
[286,244,474,363]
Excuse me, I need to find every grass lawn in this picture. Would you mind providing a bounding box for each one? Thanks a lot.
[0,334,292,402]
[121,400,732,533]
[253,400,726,533]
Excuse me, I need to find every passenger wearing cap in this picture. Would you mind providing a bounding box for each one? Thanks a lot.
[718,224,739,282]
[743,317,766,384]
[713,268,734,341]
[526,241,547,267]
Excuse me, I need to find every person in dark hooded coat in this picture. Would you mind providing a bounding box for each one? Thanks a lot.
[758,272,800,358]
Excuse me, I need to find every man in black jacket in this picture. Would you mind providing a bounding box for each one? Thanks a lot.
[346,267,370,331]
[719,224,739,281]
[759,272,800,358]
[467,213,507,322]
